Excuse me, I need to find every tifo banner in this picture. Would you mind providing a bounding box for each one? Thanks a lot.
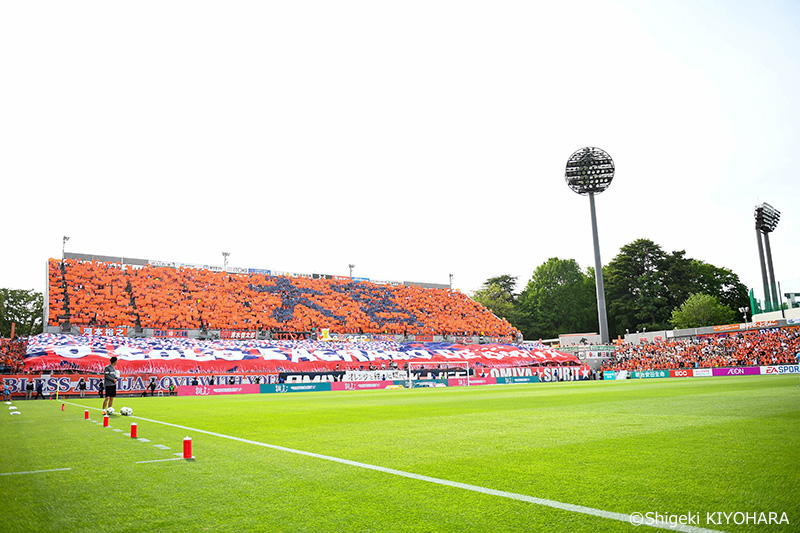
[23,334,579,374]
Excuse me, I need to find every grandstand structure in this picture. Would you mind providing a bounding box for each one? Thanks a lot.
[45,254,520,343]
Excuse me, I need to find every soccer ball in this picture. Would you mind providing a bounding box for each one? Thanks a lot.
[120,407,133,416]
[105,407,115,415]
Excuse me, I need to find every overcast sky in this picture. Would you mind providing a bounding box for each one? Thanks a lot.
[2,0,798,305]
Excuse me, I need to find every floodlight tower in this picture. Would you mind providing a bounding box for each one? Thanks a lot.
[565,147,615,344]
[349,264,355,278]
[738,306,749,323]
[222,252,230,271]
[754,203,780,311]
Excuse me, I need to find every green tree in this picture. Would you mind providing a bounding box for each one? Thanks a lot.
[669,293,736,329]
[0,288,44,337]
[688,261,749,312]
[604,239,749,337]
[604,239,671,336]
[472,275,519,326]
[517,258,596,340]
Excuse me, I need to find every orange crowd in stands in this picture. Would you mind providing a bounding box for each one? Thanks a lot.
[0,338,26,373]
[603,327,800,371]
[48,259,519,338]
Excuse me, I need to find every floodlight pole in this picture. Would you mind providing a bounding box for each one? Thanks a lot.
[588,192,609,344]
[762,232,779,310]
[755,229,772,312]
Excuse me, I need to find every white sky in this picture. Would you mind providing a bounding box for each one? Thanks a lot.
[2,0,798,303]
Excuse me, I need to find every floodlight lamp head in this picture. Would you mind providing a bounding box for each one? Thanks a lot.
[565,147,615,196]
[754,203,780,233]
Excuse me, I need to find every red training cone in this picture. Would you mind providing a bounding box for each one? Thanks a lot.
[103,415,109,428]
[61,404,65,411]
[84,410,89,420]
[183,436,192,459]
[131,423,137,438]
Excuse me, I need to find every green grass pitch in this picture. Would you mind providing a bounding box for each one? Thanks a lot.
[2,375,798,532]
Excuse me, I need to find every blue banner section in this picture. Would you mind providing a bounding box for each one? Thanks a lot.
[604,371,616,380]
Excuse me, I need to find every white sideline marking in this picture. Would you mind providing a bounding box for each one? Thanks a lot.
[153,444,171,450]
[136,457,186,464]
[64,401,725,533]
[0,468,72,476]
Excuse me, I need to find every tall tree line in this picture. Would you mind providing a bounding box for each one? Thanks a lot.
[472,239,749,341]
[0,288,44,338]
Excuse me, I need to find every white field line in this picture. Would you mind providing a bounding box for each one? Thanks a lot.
[63,401,725,533]
[135,457,186,464]
[0,468,72,476]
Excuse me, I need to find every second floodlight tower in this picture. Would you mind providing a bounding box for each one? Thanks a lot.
[754,203,781,312]
[565,147,615,344]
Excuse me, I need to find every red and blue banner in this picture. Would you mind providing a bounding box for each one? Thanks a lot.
[23,334,579,374]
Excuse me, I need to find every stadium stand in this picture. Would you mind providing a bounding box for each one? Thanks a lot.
[47,259,519,338]
[603,327,800,371]
[0,338,27,373]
